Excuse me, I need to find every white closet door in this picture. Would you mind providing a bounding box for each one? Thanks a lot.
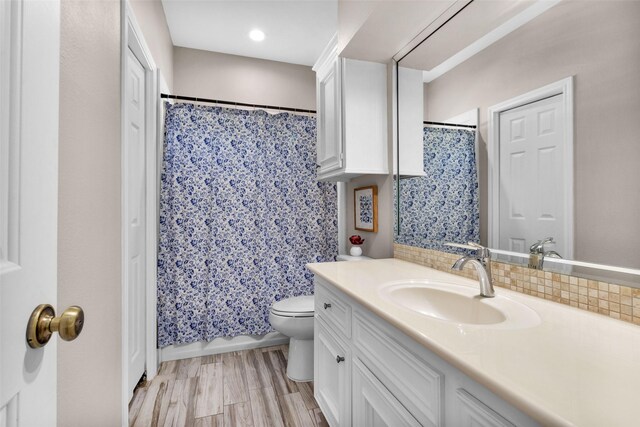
[125,48,147,398]
[498,94,568,256]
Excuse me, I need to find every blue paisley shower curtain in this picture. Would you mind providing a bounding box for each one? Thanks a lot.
[158,103,337,347]
[397,127,479,251]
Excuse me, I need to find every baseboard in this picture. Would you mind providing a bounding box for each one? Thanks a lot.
[158,332,290,362]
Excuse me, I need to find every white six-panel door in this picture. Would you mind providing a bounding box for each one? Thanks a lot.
[498,94,568,257]
[0,0,60,425]
[125,48,147,398]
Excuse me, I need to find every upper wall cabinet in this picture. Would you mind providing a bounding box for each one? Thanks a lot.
[396,67,425,177]
[313,37,388,182]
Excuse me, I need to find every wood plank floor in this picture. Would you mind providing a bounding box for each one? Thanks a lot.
[129,345,329,427]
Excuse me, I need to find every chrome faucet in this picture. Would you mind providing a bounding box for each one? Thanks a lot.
[529,237,554,254]
[450,242,495,298]
[529,237,562,269]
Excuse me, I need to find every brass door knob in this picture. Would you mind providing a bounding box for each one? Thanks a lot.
[26,304,84,348]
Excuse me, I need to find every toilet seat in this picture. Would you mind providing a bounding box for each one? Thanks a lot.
[271,295,314,318]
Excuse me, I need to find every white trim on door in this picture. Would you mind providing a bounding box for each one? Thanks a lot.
[487,76,574,259]
[121,2,162,424]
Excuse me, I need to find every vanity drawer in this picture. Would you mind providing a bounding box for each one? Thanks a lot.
[315,281,352,338]
[353,312,443,427]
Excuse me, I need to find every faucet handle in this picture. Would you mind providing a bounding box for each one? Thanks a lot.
[467,242,490,258]
[445,242,478,251]
[530,237,555,253]
[445,242,490,258]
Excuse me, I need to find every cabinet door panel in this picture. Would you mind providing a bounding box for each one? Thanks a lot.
[353,312,442,426]
[455,389,516,427]
[317,59,343,176]
[352,359,421,427]
[314,319,350,426]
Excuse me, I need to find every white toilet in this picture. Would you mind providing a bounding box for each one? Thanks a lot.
[269,255,371,382]
[269,295,315,381]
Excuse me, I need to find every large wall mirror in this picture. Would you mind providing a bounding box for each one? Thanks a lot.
[395,0,640,283]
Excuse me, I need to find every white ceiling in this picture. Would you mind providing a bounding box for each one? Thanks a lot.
[161,0,338,67]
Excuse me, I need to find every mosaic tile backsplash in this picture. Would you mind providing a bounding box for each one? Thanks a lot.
[394,243,640,326]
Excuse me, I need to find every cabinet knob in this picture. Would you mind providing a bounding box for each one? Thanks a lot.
[336,355,345,363]
[324,302,332,309]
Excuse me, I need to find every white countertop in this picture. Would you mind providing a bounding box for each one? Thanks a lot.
[307,258,640,427]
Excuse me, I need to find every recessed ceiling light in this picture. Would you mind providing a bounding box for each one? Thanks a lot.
[249,29,265,42]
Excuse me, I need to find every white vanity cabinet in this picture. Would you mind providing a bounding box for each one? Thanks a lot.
[454,389,516,427]
[352,358,421,427]
[314,319,351,426]
[313,277,539,427]
[313,37,388,182]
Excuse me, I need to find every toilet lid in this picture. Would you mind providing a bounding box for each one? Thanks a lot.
[271,295,314,317]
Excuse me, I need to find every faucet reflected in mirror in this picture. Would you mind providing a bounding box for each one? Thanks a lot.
[528,237,563,270]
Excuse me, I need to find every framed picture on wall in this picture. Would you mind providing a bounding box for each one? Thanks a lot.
[354,185,378,232]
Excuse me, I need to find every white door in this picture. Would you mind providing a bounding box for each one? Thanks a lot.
[498,94,570,257]
[0,0,60,425]
[125,48,147,398]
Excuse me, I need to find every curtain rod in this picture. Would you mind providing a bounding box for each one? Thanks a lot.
[161,93,316,114]
[424,120,477,129]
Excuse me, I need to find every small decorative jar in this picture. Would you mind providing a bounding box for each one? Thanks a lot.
[349,235,365,257]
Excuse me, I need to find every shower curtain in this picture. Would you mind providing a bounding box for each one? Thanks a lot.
[158,103,337,347]
[397,127,479,251]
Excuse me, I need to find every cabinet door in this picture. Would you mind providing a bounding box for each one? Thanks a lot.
[455,389,516,427]
[352,359,421,427]
[397,66,426,177]
[316,58,343,177]
[315,319,350,426]
[353,312,442,426]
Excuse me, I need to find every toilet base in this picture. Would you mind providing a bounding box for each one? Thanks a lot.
[286,337,314,382]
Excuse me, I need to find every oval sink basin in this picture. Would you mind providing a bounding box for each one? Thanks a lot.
[388,286,505,324]
[380,280,540,329]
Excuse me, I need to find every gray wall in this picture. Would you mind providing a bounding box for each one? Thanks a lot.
[421,1,640,268]
[173,47,316,110]
[346,174,394,259]
[129,0,174,90]
[58,0,122,425]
